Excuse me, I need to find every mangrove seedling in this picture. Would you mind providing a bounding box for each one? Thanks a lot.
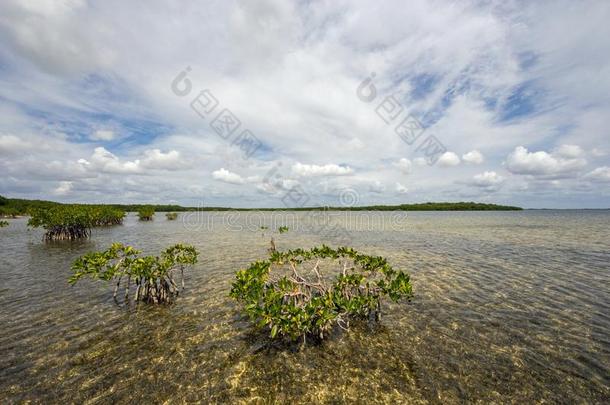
[69,243,199,304]
[137,206,155,221]
[230,245,413,342]
[268,226,290,253]
[166,212,178,220]
[0,220,8,227]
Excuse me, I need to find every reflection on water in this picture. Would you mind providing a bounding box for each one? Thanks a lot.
[0,211,609,403]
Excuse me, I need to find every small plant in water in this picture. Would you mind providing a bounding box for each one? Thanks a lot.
[268,226,290,252]
[91,206,125,226]
[28,206,93,240]
[69,243,199,304]
[230,245,413,342]
[28,205,126,241]
[137,206,155,221]
[0,220,8,227]
[166,212,178,220]
[260,226,268,236]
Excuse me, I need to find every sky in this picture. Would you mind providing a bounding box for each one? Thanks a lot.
[0,0,609,208]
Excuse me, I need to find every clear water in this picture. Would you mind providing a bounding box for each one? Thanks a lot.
[0,211,608,403]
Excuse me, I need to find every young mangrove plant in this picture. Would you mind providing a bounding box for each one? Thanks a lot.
[0,206,18,218]
[166,212,178,220]
[230,245,413,342]
[27,205,125,241]
[28,206,94,241]
[137,206,155,221]
[260,226,269,237]
[0,220,8,227]
[268,225,290,253]
[91,206,125,226]
[69,243,199,304]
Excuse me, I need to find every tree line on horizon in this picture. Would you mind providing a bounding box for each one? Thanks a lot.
[0,194,522,217]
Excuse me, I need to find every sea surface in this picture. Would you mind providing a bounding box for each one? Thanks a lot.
[0,210,609,403]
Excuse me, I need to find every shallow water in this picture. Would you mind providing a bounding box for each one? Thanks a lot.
[0,210,609,403]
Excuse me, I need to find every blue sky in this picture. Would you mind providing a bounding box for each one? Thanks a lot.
[0,0,609,208]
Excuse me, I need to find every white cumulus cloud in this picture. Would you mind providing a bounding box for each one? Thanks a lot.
[437,152,461,167]
[554,144,584,159]
[585,166,610,182]
[395,182,408,193]
[84,147,185,174]
[462,150,484,164]
[212,168,245,185]
[292,163,353,177]
[505,146,586,177]
[140,149,184,170]
[89,147,141,174]
[471,171,504,188]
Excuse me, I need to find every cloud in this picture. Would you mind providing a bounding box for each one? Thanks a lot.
[437,152,461,167]
[0,0,115,75]
[393,158,412,174]
[53,181,73,195]
[413,157,428,166]
[591,148,607,157]
[0,0,609,208]
[395,182,408,193]
[369,181,385,194]
[585,166,610,182]
[212,168,245,185]
[462,150,484,164]
[88,147,141,174]
[505,146,586,177]
[554,144,584,159]
[0,134,31,153]
[292,163,353,177]
[90,130,115,141]
[83,147,185,174]
[470,171,504,189]
[140,149,185,170]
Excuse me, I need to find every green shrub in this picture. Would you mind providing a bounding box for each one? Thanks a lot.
[27,205,125,240]
[28,206,94,240]
[69,243,199,304]
[90,206,125,226]
[0,206,19,218]
[278,226,289,234]
[137,206,155,221]
[166,212,178,220]
[230,245,412,341]
[0,220,8,227]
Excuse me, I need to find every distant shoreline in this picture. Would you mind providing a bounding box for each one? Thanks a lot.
[1,196,523,213]
[3,195,610,214]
